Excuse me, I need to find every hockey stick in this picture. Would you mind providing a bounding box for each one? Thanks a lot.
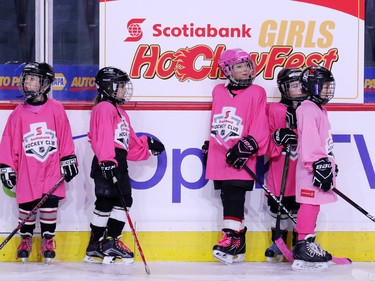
[332,187,375,223]
[113,177,150,275]
[273,144,291,240]
[0,176,64,251]
[213,133,296,224]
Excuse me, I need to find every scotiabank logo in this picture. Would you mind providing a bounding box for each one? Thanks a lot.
[124,18,146,42]
[153,23,251,38]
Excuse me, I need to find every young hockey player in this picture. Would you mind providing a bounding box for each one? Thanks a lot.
[84,66,165,264]
[264,68,306,262]
[292,65,337,271]
[0,62,78,263]
[202,48,269,264]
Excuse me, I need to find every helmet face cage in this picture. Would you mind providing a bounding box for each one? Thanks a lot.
[19,62,55,100]
[96,67,133,104]
[277,68,306,101]
[300,66,335,105]
[218,48,256,87]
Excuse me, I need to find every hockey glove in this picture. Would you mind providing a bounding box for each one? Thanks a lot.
[312,157,333,192]
[273,128,297,146]
[335,164,339,177]
[147,137,165,155]
[285,106,297,129]
[100,161,118,183]
[60,155,79,182]
[201,140,209,166]
[0,164,17,190]
[226,136,258,170]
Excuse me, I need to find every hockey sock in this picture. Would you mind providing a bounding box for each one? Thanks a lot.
[107,206,126,238]
[295,203,320,240]
[40,197,59,237]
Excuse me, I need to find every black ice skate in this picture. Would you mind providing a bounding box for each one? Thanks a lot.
[265,228,287,262]
[41,235,56,263]
[102,236,134,265]
[17,236,32,263]
[84,240,104,264]
[292,234,332,271]
[213,228,245,264]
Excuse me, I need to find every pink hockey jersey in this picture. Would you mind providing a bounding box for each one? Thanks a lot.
[88,101,150,165]
[205,84,269,180]
[295,100,337,204]
[266,103,298,197]
[0,99,75,204]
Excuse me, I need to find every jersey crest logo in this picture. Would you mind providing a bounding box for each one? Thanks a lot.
[115,117,130,150]
[23,122,58,162]
[210,107,243,142]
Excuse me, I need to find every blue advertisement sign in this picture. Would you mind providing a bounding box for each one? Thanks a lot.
[364,67,375,102]
[0,64,98,101]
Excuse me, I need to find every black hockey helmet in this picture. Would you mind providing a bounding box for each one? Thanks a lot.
[95,66,133,104]
[19,62,55,100]
[300,66,335,105]
[277,68,306,101]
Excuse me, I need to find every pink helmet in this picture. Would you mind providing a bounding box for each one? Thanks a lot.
[218,48,256,87]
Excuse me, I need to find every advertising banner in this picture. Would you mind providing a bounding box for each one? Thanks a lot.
[100,0,364,103]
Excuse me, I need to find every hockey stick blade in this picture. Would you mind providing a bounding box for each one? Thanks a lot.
[0,177,64,251]
[275,238,351,265]
[113,177,151,275]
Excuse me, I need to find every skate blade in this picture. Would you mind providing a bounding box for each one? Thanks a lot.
[213,250,244,264]
[292,259,328,271]
[84,255,103,264]
[19,257,29,263]
[102,256,134,265]
[266,254,284,263]
[44,258,53,264]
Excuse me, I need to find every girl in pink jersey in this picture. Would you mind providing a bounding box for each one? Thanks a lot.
[0,62,78,263]
[265,68,306,262]
[292,66,337,271]
[202,48,269,264]
[84,67,164,264]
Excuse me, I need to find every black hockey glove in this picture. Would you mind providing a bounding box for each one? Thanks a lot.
[147,137,165,155]
[312,157,333,192]
[201,140,209,166]
[273,128,297,146]
[60,155,79,182]
[226,136,258,170]
[100,161,118,183]
[335,164,339,177]
[286,106,297,129]
[0,164,17,190]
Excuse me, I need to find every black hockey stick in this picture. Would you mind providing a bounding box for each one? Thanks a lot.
[274,144,291,239]
[332,187,375,223]
[113,177,151,275]
[0,176,64,251]
[213,133,296,224]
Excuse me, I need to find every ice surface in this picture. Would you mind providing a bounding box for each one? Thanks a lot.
[0,261,374,281]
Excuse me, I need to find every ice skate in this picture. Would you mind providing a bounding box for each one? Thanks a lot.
[41,235,56,264]
[102,236,134,265]
[265,228,287,262]
[292,234,332,271]
[17,236,32,263]
[213,228,245,264]
[84,240,104,264]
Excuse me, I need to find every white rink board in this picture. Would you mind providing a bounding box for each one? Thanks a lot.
[0,109,375,232]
